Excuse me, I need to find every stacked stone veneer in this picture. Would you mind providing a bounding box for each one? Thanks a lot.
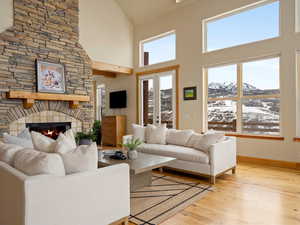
[0,0,94,135]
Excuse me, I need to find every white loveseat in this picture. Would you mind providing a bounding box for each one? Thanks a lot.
[123,128,236,184]
[0,161,130,225]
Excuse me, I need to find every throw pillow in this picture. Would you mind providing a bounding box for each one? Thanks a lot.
[18,128,31,140]
[132,124,146,142]
[14,149,65,176]
[146,124,167,145]
[54,129,77,154]
[0,142,24,166]
[3,129,33,148]
[145,124,156,143]
[31,131,56,153]
[58,142,98,174]
[64,129,77,147]
[195,132,225,151]
[166,129,194,146]
[185,133,204,148]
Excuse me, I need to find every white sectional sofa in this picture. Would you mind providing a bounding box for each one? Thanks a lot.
[0,161,130,225]
[123,125,237,184]
[0,128,130,225]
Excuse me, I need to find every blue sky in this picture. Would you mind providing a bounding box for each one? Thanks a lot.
[206,1,279,51]
[208,57,280,90]
[144,1,280,90]
[143,33,176,66]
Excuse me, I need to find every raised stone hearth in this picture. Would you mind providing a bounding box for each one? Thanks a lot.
[0,0,94,135]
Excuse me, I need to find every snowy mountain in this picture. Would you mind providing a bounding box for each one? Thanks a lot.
[208,82,278,97]
[208,82,257,92]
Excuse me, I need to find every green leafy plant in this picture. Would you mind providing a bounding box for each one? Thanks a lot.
[92,120,101,145]
[123,138,143,151]
[75,131,96,143]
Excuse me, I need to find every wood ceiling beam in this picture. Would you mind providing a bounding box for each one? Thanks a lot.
[92,69,117,78]
[92,60,133,77]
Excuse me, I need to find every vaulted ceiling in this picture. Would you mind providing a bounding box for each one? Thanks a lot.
[115,0,199,25]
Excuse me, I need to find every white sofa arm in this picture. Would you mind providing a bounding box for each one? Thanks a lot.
[24,164,130,225]
[0,162,28,225]
[123,134,133,144]
[208,137,237,176]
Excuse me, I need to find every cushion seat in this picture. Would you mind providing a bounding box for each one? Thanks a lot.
[137,144,209,164]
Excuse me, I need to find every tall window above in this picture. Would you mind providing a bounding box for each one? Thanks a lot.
[203,0,280,52]
[206,57,280,135]
[140,31,176,67]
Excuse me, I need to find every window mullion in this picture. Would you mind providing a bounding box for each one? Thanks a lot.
[236,63,243,133]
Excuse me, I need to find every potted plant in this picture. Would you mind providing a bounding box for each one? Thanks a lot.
[123,138,143,160]
[92,120,102,145]
[75,131,96,145]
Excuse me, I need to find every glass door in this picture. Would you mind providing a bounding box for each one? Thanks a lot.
[139,70,176,128]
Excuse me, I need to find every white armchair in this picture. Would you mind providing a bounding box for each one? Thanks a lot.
[0,161,130,225]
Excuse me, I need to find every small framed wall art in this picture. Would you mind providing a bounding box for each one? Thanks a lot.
[36,60,66,94]
[183,86,197,100]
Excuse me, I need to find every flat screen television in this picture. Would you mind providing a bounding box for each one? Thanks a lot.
[109,90,127,108]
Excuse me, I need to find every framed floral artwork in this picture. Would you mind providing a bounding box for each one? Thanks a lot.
[36,60,66,94]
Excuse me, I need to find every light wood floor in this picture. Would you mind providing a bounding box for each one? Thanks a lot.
[129,162,300,225]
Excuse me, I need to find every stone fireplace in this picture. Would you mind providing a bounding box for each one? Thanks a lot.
[0,0,94,136]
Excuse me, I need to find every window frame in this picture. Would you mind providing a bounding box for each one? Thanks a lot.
[202,0,281,53]
[139,30,176,67]
[203,55,281,136]
[296,0,300,32]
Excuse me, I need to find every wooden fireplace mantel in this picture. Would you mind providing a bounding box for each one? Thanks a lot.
[7,91,90,109]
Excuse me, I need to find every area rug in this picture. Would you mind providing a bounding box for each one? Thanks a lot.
[129,174,213,225]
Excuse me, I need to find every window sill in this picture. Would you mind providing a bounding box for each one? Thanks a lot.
[226,133,284,141]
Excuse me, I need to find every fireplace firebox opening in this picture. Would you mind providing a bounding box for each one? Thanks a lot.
[26,122,71,140]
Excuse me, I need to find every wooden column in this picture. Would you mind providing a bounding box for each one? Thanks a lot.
[144,52,149,66]
[143,80,149,125]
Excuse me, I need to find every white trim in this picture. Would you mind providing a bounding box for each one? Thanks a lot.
[95,84,105,121]
[296,0,300,33]
[138,70,177,128]
[296,51,300,136]
[202,52,281,70]
[140,30,176,44]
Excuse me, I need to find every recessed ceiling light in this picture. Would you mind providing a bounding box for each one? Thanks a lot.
[176,0,185,3]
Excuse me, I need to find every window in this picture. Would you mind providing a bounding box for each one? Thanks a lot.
[140,31,176,66]
[203,0,280,52]
[206,57,280,135]
[96,84,106,121]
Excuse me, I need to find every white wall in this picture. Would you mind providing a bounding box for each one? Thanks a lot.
[94,75,136,133]
[0,0,13,32]
[129,0,300,162]
[79,0,133,67]
[0,0,133,67]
